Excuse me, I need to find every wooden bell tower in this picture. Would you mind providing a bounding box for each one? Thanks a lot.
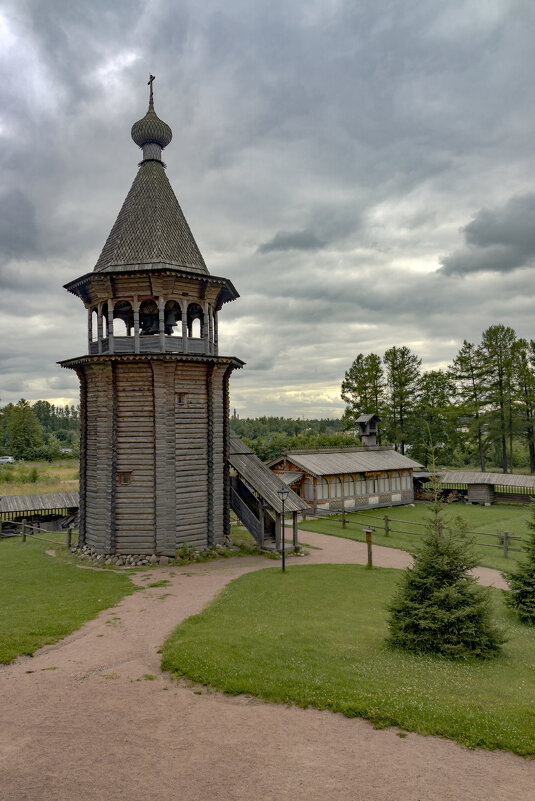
[60,78,243,556]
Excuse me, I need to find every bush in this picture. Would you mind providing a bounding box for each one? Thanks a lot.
[503,501,535,624]
[386,532,504,660]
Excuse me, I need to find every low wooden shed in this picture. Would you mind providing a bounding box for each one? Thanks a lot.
[0,492,79,527]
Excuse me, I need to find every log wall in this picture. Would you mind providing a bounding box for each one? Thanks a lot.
[73,355,236,555]
[83,362,115,551]
[114,361,156,553]
[467,484,495,504]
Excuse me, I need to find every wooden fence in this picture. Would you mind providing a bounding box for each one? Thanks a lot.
[0,518,74,548]
[308,510,522,558]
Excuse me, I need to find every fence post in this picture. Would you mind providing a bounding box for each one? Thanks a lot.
[384,514,389,537]
[503,531,509,559]
[21,518,27,543]
[341,507,346,528]
[67,527,72,549]
[364,527,373,569]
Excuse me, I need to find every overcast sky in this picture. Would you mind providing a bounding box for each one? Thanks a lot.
[1,0,534,418]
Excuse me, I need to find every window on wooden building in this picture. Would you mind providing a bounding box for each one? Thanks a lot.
[176,393,187,406]
[317,478,329,500]
[164,300,182,335]
[367,476,378,494]
[356,475,366,495]
[379,473,389,492]
[91,308,98,342]
[113,300,133,336]
[343,476,354,496]
[402,471,412,490]
[391,472,401,491]
[330,477,342,498]
[187,303,204,338]
[117,472,132,485]
[303,478,314,500]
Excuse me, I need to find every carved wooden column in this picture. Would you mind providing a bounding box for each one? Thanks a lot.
[208,306,214,355]
[158,296,165,352]
[181,300,188,353]
[202,302,209,354]
[97,305,104,354]
[107,298,114,353]
[87,307,93,351]
[133,296,140,354]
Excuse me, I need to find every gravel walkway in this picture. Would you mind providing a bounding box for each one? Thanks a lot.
[0,531,531,801]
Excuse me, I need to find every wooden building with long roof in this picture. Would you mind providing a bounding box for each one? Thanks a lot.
[269,446,422,513]
[59,79,243,556]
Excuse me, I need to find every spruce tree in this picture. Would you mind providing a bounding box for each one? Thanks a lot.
[386,439,503,659]
[503,503,535,624]
[386,533,503,659]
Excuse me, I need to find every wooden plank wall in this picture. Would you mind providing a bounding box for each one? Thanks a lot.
[467,484,495,504]
[74,367,87,546]
[84,362,114,551]
[152,362,177,554]
[114,362,156,553]
[77,356,236,555]
[210,364,228,544]
[174,362,209,548]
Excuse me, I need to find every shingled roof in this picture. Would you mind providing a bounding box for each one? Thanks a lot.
[269,447,422,476]
[93,159,208,275]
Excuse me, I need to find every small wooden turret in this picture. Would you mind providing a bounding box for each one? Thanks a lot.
[356,413,380,448]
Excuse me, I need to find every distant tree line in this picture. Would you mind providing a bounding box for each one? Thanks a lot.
[230,416,350,462]
[0,399,80,461]
[341,324,535,473]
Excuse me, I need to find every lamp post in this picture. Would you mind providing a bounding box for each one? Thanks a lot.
[277,485,290,572]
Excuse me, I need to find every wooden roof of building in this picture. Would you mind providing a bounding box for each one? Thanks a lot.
[93,159,209,275]
[229,438,308,514]
[0,492,79,517]
[441,471,535,489]
[269,447,422,477]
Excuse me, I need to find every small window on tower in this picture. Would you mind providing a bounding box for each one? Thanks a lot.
[117,472,132,485]
[176,393,187,406]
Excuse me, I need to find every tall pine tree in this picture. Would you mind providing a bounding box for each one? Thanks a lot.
[451,340,487,471]
[383,346,421,454]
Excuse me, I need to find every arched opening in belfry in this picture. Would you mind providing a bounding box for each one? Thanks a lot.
[187,303,203,339]
[102,307,109,338]
[91,308,98,342]
[113,300,133,336]
[139,299,159,335]
[164,300,182,336]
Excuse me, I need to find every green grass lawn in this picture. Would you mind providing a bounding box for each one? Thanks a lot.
[162,564,535,757]
[299,502,532,571]
[0,536,136,664]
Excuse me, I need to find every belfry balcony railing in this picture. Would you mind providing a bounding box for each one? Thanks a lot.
[89,336,217,356]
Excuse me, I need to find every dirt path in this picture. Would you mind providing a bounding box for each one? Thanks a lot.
[0,532,530,801]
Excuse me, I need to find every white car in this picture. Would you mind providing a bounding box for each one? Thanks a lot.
[0,456,16,465]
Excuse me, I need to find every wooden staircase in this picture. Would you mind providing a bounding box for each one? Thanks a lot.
[230,475,277,550]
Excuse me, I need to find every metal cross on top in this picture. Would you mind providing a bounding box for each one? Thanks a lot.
[148,74,155,104]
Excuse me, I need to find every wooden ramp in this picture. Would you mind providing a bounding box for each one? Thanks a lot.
[228,437,308,550]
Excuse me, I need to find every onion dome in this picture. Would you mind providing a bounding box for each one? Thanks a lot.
[131,75,172,158]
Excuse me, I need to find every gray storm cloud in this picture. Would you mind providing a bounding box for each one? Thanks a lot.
[0,0,534,416]
[440,194,535,276]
